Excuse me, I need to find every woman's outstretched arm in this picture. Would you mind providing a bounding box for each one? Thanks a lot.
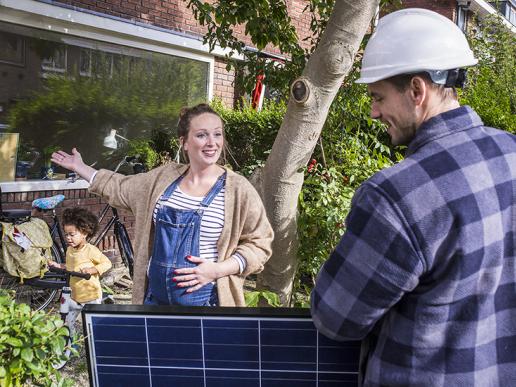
[51,148,97,182]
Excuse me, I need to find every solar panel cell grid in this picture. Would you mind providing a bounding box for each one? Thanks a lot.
[84,307,360,387]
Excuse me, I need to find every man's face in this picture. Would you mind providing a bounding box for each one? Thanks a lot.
[368,80,418,146]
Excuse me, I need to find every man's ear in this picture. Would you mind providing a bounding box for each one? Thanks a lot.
[409,76,427,107]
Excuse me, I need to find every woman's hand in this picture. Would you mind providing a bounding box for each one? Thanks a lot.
[51,148,85,172]
[51,148,97,182]
[173,255,240,293]
[173,256,219,293]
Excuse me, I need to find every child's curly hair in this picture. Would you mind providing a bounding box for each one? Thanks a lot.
[62,208,99,238]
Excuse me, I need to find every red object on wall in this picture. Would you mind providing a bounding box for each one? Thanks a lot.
[251,73,265,110]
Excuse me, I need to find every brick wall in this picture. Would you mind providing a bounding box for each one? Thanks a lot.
[386,0,457,20]
[213,57,236,107]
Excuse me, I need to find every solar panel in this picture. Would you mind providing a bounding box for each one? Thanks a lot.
[82,305,360,387]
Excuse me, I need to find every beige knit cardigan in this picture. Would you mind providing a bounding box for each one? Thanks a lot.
[89,163,274,306]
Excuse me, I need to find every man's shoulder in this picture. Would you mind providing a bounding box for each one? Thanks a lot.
[363,124,515,206]
[360,153,441,208]
[481,125,516,147]
[365,157,419,188]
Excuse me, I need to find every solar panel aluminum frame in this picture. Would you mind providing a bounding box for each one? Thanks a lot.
[82,304,360,387]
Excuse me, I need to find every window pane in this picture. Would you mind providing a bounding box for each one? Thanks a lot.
[0,21,209,181]
[80,48,91,76]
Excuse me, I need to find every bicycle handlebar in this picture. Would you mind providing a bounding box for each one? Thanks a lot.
[48,266,91,280]
[112,154,144,174]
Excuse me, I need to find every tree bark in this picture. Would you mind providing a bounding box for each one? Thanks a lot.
[257,0,380,305]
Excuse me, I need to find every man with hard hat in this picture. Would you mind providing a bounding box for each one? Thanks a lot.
[311,8,516,386]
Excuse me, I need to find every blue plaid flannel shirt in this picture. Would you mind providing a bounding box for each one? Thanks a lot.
[311,106,516,386]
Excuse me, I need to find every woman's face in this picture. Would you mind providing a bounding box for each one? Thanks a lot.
[183,112,224,168]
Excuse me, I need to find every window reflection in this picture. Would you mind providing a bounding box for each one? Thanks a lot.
[79,48,91,76]
[0,21,209,181]
[41,43,67,74]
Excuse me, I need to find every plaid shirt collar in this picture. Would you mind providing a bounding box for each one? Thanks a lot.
[407,105,484,156]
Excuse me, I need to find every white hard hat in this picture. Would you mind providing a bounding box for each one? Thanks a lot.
[356,8,478,84]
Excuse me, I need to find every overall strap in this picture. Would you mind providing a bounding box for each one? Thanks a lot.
[162,174,184,199]
[200,172,226,208]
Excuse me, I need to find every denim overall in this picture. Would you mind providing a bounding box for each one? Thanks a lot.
[145,173,225,306]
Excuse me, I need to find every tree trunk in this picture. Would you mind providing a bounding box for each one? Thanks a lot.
[257,0,380,305]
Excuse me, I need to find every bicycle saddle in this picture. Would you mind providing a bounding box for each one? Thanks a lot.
[32,194,65,210]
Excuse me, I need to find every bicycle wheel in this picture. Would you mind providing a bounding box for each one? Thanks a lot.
[115,222,134,278]
[0,244,60,311]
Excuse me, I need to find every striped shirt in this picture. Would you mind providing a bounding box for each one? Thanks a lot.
[153,185,246,272]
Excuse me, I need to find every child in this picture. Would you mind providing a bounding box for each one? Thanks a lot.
[48,207,112,328]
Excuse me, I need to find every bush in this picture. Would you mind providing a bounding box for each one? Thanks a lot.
[0,291,72,387]
[211,98,286,175]
[294,129,396,306]
[461,14,515,133]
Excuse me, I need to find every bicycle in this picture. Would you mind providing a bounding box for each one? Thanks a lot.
[0,203,63,310]
[0,155,138,310]
[32,265,92,370]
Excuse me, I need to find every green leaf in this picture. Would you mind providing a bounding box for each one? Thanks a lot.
[244,291,260,307]
[35,349,47,360]
[21,348,34,363]
[17,304,31,315]
[26,361,45,373]
[5,337,22,347]
[261,291,281,307]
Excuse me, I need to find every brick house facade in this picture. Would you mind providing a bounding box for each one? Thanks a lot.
[0,0,512,262]
[50,0,315,107]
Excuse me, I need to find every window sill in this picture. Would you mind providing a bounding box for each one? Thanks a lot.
[0,179,90,193]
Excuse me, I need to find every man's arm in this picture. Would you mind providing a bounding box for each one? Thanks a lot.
[311,184,425,340]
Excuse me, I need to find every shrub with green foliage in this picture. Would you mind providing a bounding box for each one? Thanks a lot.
[211,99,286,174]
[294,129,396,306]
[460,15,515,133]
[0,291,72,387]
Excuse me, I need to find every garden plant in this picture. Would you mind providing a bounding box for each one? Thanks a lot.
[0,290,73,387]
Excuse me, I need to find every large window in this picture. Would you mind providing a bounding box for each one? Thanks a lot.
[0,21,210,181]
